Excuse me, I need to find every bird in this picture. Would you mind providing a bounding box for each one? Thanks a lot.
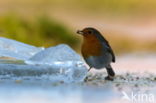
[77,27,115,81]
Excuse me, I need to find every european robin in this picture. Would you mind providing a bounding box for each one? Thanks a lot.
[77,27,115,81]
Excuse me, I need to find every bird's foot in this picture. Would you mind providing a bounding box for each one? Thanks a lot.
[105,75,114,81]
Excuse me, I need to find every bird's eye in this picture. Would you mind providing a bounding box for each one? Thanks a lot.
[88,31,92,34]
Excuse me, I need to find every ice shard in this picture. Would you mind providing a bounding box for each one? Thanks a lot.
[0,37,44,60]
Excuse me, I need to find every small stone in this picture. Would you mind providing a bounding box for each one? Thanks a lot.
[115,83,120,87]
[15,80,22,84]
[136,77,139,80]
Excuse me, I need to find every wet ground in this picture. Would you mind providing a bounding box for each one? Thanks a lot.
[0,54,156,103]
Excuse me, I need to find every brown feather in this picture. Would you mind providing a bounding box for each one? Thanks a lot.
[81,34,103,58]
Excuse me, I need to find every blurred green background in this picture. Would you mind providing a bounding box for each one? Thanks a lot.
[0,0,156,54]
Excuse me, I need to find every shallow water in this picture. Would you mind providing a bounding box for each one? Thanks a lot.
[0,55,156,103]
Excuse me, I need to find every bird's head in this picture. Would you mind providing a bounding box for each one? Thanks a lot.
[77,27,100,37]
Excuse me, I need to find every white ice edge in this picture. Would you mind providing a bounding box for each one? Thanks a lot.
[25,60,85,67]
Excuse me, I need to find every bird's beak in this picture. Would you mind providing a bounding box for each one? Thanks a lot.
[77,30,84,35]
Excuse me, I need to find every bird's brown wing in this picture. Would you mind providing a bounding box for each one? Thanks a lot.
[103,41,116,62]
[96,34,116,63]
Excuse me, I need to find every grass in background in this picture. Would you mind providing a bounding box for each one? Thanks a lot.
[1,0,156,17]
[0,14,79,49]
[0,14,155,54]
[47,0,156,17]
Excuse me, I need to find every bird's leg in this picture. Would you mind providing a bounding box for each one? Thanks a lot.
[88,67,92,72]
[105,65,115,81]
[84,67,92,82]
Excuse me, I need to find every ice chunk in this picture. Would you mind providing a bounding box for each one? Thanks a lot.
[24,44,88,82]
[0,37,44,60]
[0,39,87,82]
[26,44,82,64]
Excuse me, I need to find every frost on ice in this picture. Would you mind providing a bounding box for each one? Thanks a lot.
[0,37,87,82]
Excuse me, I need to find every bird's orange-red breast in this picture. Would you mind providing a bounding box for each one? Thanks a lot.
[81,33,103,58]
